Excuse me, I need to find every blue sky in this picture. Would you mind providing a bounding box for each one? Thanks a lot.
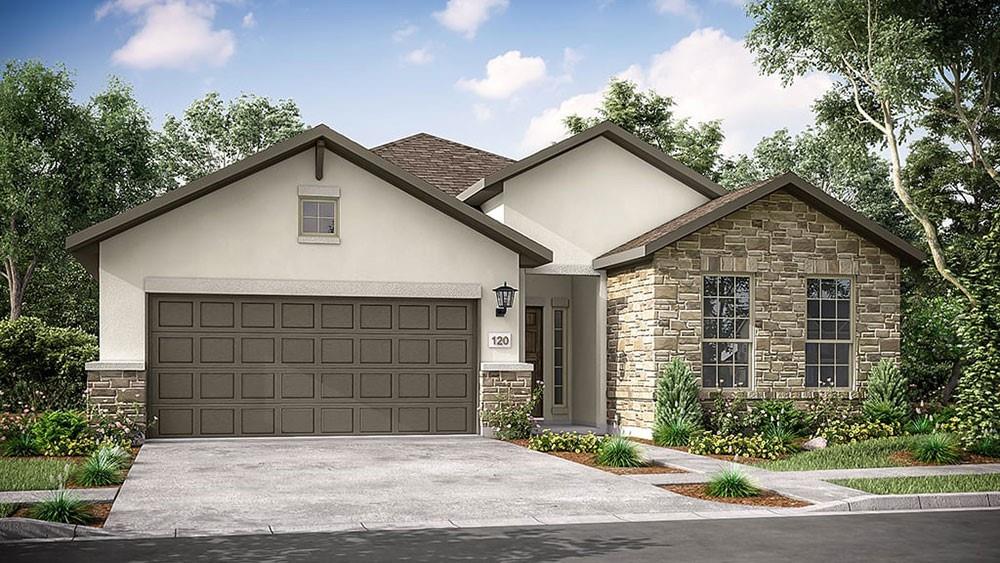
[0,0,831,158]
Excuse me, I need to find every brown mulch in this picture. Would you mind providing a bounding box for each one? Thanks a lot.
[548,451,686,474]
[12,501,113,528]
[660,484,811,508]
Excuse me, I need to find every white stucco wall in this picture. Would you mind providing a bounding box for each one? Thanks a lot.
[98,148,522,364]
[498,137,710,269]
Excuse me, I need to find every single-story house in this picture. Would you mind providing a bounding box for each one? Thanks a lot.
[68,121,924,439]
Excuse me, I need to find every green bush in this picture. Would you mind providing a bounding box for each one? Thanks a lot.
[905,415,936,435]
[817,419,898,445]
[863,359,909,424]
[747,400,806,437]
[910,433,961,465]
[75,444,128,487]
[595,436,645,467]
[654,358,703,429]
[970,436,1000,458]
[707,393,751,436]
[688,432,793,459]
[482,388,540,441]
[705,467,760,498]
[528,430,603,453]
[653,417,698,447]
[0,317,98,412]
[803,393,858,435]
[26,490,91,524]
[29,410,92,456]
[1,431,38,456]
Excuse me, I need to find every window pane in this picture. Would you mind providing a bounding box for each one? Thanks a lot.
[554,348,563,367]
[735,342,749,364]
[821,320,837,339]
[554,387,563,405]
[317,202,336,219]
[734,366,749,387]
[807,299,820,318]
[806,343,818,364]
[704,298,720,317]
[821,300,837,319]
[704,276,718,297]
[837,300,850,319]
[835,366,849,387]
[836,343,852,365]
[807,279,821,298]
[719,318,734,339]
[735,318,750,339]
[821,279,837,299]
[820,366,835,387]
[820,343,835,364]
[703,319,718,338]
[302,201,319,217]
[718,366,733,387]
[719,276,734,297]
[719,342,736,363]
[703,366,717,388]
[837,279,851,299]
[735,276,750,298]
[317,217,335,234]
[302,217,319,233]
[806,366,819,387]
[720,298,735,318]
[554,366,563,386]
[836,320,851,340]
[554,310,563,329]
[807,320,820,340]
[702,342,718,364]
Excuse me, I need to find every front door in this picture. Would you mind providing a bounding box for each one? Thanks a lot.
[524,306,543,417]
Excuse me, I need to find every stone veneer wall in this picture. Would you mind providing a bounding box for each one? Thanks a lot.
[606,191,902,432]
[479,369,533,433]
[86,369,147,431]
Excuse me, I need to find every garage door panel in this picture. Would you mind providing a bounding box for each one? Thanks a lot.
[148,295,476,437]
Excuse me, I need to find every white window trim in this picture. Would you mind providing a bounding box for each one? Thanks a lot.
[297,186,341,244]
[700,273,755,391]
[805,276,856,389]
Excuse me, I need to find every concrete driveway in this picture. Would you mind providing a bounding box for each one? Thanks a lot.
[106,436,747,535]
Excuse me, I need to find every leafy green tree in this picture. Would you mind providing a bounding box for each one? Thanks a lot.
[158,92,307,186]
[902,295,967,403]
[564,79,725,179]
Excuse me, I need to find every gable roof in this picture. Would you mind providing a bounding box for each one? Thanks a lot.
[459,121,729,207]
[66,124,552,275]
[592,171,926,270]
[371,133,514,197]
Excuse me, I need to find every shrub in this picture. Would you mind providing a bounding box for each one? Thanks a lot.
[705,467,760,498]
[970,436,1000,458]
[75,444,128,487]
[528,430,603,453]
[747,400,806,437]
[653,417,698,447]
[482,388,540,441]
[27,490,91,525]
[910,433,961,465]
[707,393,750,436]
[863,359,909,424]
[30,410,94,456]
[1,431,38,456]
[905,415,936,435]
[654,358,702,429]
[817,419,898,445]
[803,393,857,434]
[688,432,792,459]
[0,317,98,412]
[595,436,645,467]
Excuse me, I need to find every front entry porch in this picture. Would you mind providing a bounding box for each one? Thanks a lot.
[521,272,607,431]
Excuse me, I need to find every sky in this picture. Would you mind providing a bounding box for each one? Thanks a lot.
[0,0,832,158]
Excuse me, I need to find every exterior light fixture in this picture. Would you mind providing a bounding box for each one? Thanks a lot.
[493,282,517,317]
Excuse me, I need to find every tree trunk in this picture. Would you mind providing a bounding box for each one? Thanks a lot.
[941,359,963,404]
[4,258,35,320]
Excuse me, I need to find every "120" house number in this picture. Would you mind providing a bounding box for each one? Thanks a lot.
[488,332,512,348]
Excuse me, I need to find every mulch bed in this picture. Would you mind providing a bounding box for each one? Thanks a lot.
[889,450,1000,467]
[548,451,686,474]
[12,501,113,528]
[659,484,811,508]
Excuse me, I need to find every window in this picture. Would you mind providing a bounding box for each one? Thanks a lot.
[702,275,751,388]
[553,308,566,406]
[300,199,337,235]
[806,278,852,387]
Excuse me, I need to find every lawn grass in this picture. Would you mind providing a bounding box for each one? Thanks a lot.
[757,436,923,471]
[829,473,1000,495]
[0,458,78,491]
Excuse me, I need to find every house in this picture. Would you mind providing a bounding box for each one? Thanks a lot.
[67,122,924,439]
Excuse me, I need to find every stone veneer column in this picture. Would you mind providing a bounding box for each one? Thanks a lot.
[85,362,147,433]
[479,363,534,436]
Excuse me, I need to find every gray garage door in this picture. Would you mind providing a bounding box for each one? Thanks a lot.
[146,294,478,438]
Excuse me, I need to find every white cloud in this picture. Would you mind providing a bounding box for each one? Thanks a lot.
[102,1,236,70]
[562,47,583,73]
[521,28,831,156]
[458,50,547,100]
[241,11,256,28]
[434,0,508,39]
[403,48,434,65]
[392,23,418,42]
[652,0,699,19]
[473,103,493,121]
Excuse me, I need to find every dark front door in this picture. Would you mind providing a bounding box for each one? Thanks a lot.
[524,306,543,417]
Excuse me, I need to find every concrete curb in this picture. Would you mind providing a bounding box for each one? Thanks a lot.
[0,518,113,542]
[0,488,118,504]
[806,492,1000,513]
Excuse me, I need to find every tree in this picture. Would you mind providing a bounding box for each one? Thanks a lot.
[157,92,307,186]
[564,79,725,179]
[746,0,975,303]
[0,61,161,323]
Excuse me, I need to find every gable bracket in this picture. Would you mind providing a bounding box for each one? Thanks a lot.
[315,139,326,180]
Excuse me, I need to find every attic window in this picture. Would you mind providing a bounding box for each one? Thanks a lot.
[298,185,341,244]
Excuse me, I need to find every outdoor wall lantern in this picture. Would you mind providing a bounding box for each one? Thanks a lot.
[494,282,518,317]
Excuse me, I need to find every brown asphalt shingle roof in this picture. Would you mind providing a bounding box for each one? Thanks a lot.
[372,133,514,197]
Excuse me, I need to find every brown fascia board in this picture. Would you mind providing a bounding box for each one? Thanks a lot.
[460,121,729,207]
[593,171,927,270]
[66,124,553,274]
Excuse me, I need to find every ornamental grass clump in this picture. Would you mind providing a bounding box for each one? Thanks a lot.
[595,436,645,468]
[76,444,129,487]
[905,415,935,435]
[863,359,909,424]
[653,418,698,447]
[705,467,759,498]
[27,489,91,525]
[910,433,961,465]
